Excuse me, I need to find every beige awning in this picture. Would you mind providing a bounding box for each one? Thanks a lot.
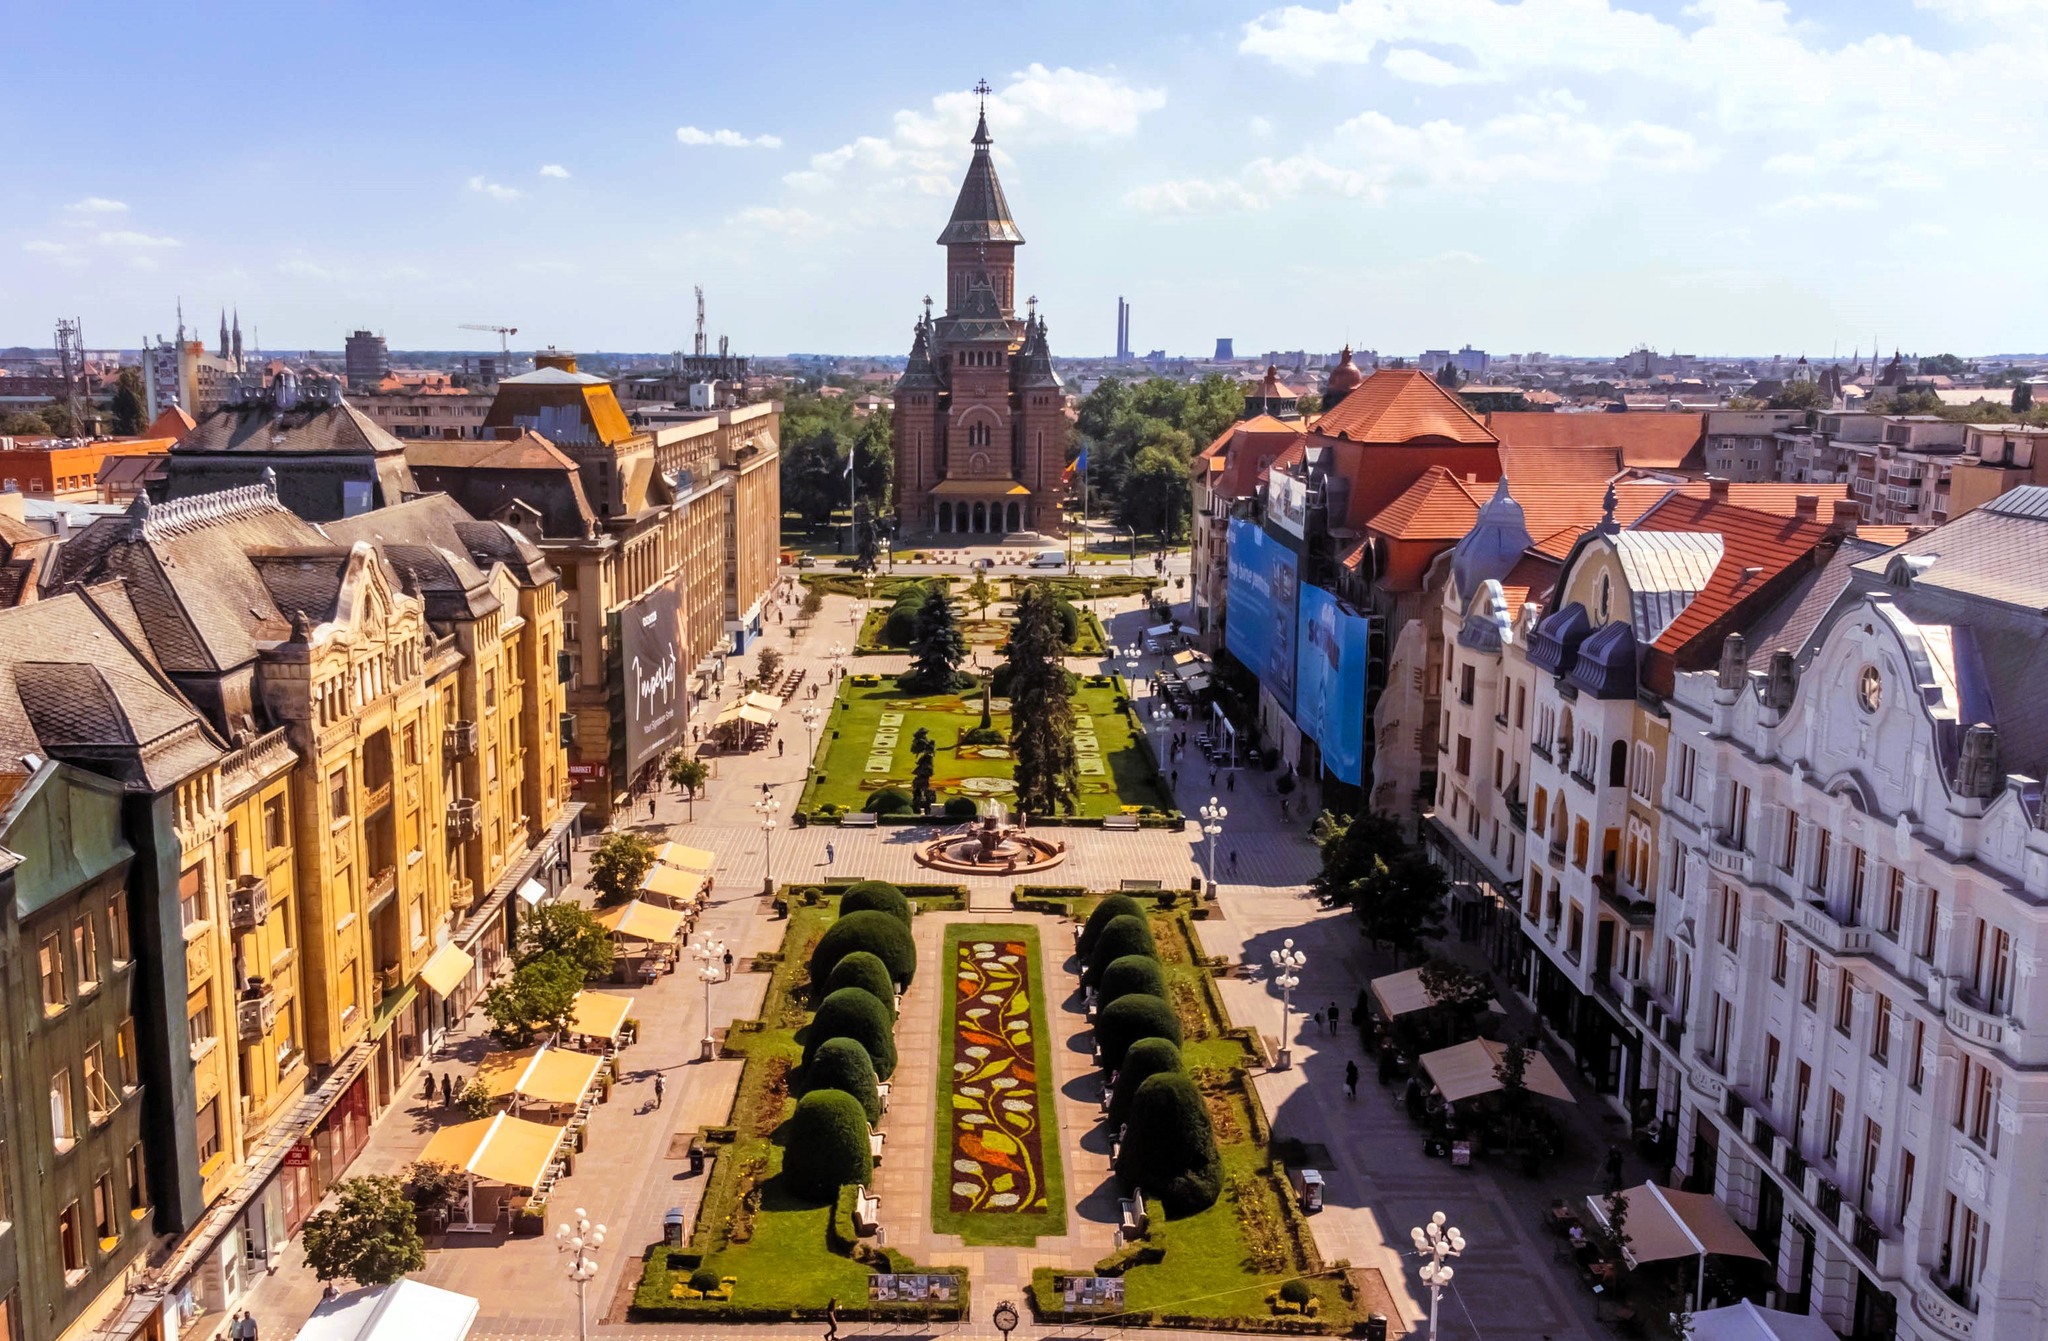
[1420,1038,1575,1105]
[737,704,775,727]
[640,864,705,906]
[473,1046,547,1099]
[712,701,746,725]
[743,691,784,713]
[1586,1183,1767,1267]
[1370,968,1434,1018]
[417,1114,565,1189]
[418,942,475,998]
[567,990,634,1041]
[595,899,685,943]
[471,1044,603,1106]
[655,842,716,873]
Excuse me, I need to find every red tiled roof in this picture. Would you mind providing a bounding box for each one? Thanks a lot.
[1630,496,1831,656]
[1199,415,1304,499]
[1487,410,1704,470]
[145,405,197,439]
[1314,370,1497,446]
[1499,443,1620,484]
[1366,465,1488,540]
[1499,553,1558,620]
[1855,525,1913,546]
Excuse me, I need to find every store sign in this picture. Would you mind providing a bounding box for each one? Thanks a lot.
[567,762,608,779]
[619,584,685,774]
[283,1144,312,1168]
[1266,472,1310,538]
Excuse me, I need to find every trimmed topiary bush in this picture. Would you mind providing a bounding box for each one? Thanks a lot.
[942,797,978,819]
[1116,1070,1221,1215]
[822,950,897,1016]
[1085,914,1157,985]
[839,881,912,925]
[865,788,912,816]
[1078,894,1144,958]
[783,1089,872,1199]
[1109,1036,1183,1126]
[689,1267,723,1295]
[811,910,917,989]
[1279,1279,1312,1306]
[1096,954,1166,1010]
[804,987,897,1079]
[805,1036,881,1123]
[1095,992,1182,1069]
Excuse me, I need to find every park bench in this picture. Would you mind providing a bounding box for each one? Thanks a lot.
[1120,1189,1149,1238]
[1117,878,1163,891]
[853,1186,882,1236]
[1101,815,1141,832]
[839,812,879,827]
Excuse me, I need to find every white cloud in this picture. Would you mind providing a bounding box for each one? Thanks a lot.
[23,240,68,253]
[65,196,129,214]
[1129,92,1705,214]
[539,164,571,178]
[96,230,181,248]
[277,258,337,281]
[467,175,523,202]
[1914,0,2048,17]
[1381,47,1485,85]
[1764,193,1876,215]
[676,126,783,149]
[733,206,823,234]
[1247,115,1274,137]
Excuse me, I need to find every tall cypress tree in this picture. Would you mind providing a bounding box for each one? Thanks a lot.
[906,586,965,692]
[1007,586,1077,815]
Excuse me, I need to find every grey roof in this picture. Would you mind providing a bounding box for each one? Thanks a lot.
[1848,497,2048,614]
[937,113,1024,246]
[498,367,607,387]
[325,493,553,613]
[1611,531,1723,642]
[176,398,409,457]
[1743,537,1888,658]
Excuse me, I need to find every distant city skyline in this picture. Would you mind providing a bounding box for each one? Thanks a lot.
[2,0,2042,356]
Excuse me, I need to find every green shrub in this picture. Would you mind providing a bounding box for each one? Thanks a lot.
[990,660,1079,699]
[1096,954,1167,1011]
[1085,914,1157,985]
[1109,1037,1183,1126]
[1078,895,1145,957]
[689,1267,723,1295]
[810,910,917,988]
[1095,992,1182,1069]
[942,797,978,819]
[805,1037,882,1123]
[959,725,1005,746]
[1278,1279,1312,1305]
[839,881,912,924]
[1116,1071,1221,1215]
[822,950,897,1016]
[783,1089,872,1199]
[804,987,898,1079]
[865,788,912,816]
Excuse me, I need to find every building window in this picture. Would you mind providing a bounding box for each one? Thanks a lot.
[1824,1087,1846,1161]
[1881,868,1904,939]
[1716,887,1741,950]
[1454,737,1471,777]
[1728,783,1752,850]
[83,1044,111,1122]
[1810,829,1832,894]
[116,1018,138,1092]
[1793,1061,1813,1147]
[1942,1195,1987,1300]
[1955,1058,1996,1148]
[1772,924,1789,984]
[1909,1020,1926,1091]
[328,767,350,822]
[1779,815,1800,875]
[1919,886,1941,960]
[263,793,288,852]
[1897,1149,1916,1229]
[484,669,498,712]
[93,1175,115,1246]
[1801,951,1821,1010]
[338,962,359,1024]
[59,1203,84,1279]
[108,896,131,965]
[187,992,215,1056]
[195,1098,220,1167]
[39,933,67,1012]
[1835,972,1856,1034]
[1871,994,1892,1063]
[1672,743,1697,803]
[1763,1034,1781,1104]
[125,1144,147,1217]
[1848,847,1868,924]
[179,866,206,931]
[51,1070,75,1151]
[73,915,99,993]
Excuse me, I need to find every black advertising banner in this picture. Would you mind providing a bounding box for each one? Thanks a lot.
[620,584,684,774]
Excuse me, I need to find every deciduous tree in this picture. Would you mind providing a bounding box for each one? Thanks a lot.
[302,1175,426,1286]
[588,831,655,905]
[515,902,614,981]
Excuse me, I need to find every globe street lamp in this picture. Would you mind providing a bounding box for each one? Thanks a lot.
[1269,937,1305,1070]
[801,705,822,771]
[1125,646,1142,699]
[1410,1211,1465,1341]
[693,934,727,1061]
[1150,705,1173,781]
[1200,797,1227,899]
[556,1207,606,1341]
[755,786,780,897]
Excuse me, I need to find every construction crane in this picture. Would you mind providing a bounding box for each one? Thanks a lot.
[458,323,517,360]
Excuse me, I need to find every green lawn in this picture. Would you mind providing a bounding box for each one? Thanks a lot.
[798,677,1173,819]
[932,923,1067,1245]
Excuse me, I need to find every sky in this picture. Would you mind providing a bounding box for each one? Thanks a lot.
[2,0,2042,360]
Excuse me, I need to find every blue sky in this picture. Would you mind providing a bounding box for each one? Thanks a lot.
[2,0,2039,358]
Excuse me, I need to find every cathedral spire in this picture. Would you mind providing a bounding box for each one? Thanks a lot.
[938,80,1022,247]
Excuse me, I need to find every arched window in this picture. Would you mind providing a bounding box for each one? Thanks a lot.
[1609,739,1628,788]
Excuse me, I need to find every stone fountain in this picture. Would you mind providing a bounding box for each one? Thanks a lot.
[914,797,1066,876]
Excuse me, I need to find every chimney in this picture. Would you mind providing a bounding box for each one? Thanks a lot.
[1828,499,1859,536]
[535,348,578,374]
[1794,493,1819,522]
[1708,476,1730,503]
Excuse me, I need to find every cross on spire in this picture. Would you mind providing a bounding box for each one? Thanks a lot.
[974,77,991,111]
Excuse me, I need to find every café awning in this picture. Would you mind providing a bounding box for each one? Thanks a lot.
[515,878,548,906]
[595,899,686,943]
[473,1044,603,1107]
[568,990,634,1041]
[417,1114,565,1190]
[1420,1038,1574,1105]
[1370,968,1434,1018]
[1586,1183,1767,1269]
[296,1280,479,1341]
[743,691,784,714]
[656,842,716,873]
[418,943,476,998]
[640,864,706,906]
[1687,1302,1839,1341]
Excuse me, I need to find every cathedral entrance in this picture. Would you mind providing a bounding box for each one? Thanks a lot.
[1006,501,1021,532]
[972,501,987,533]
[938,501,954,532]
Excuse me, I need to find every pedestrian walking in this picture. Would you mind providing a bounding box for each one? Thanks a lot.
[778,738,785,757]
[647,793,657,819]
[1209,767,1218,787]
[723,949,734,980]
[439,1072,452,1107]
[422,1073,436,1103]
[1226,771,1235,792]
[1605,1143,1625,1193]
[1170,768,1179,789]
[825,841,836,865]
[242,1312,260,1341]
[1229,849,1239,872]
[653,1073,666,1107]
[825,1297,841,1341]
[1344,1060,1359,1100]
[1327,1002,1340,1034]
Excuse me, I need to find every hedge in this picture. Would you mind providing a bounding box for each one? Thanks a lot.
[821,950,897,1017]
[810,910,917,988]
[838,881,912,925]
[804,987,898,1079]
[1116,1070,1221,1215]
[1095,954,1166,1011]
[864,788,912,816]
[1078,894,1145,957]
[1109,1036,1183,1126]
[782,1089,872,1199]
[1095,992,1182,1070]
[1085,914,1156,986]
[805,1037,881,1123]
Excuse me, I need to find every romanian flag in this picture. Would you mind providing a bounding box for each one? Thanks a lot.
[1062,447,1088,482]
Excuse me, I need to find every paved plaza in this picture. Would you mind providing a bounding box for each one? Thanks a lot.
[235,570,1644,1341]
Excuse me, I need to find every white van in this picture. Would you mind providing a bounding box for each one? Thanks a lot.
[1029,550,1067,569]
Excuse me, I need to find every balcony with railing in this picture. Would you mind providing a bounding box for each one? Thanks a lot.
[1596,874,1656,927]
[450,876,475,911]
[1943,985,2009,1051]
[443,720,478,759]
[1913,1278,1977,1341]
[229,874,272,932]
[1797,899,1873,956]
[447,798,481,843]
[236,980,278,1043]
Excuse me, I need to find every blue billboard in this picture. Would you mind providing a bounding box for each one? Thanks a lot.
[1225,518,1299,715]
[1295,584,1371,785]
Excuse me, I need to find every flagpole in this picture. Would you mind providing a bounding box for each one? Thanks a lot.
[846,449,857,556]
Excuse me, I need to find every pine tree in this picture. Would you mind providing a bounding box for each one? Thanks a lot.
[1007,586,1077,815]
[906,586,966,692]
[910,728,936,813]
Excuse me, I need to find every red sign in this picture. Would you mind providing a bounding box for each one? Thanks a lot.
[283,1143,312,1168]
[567,762,608,779]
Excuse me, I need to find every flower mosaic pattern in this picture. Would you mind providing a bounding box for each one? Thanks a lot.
[947,939,1049,1215]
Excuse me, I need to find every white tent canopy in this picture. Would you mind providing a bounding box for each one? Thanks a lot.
[1587,1182,1766,1306]
[1419,1038,1574,1105]
[1688,1301,1839,1341]
[296,1281,479,1341]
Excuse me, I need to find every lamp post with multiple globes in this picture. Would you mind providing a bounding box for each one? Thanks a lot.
[692,934,727,1061]
[556,1208,606,1341]
[755,786,779,897]
[1269,937,1305,1070]
[1200,797,1228,898]
[1410,1211,1465,1341]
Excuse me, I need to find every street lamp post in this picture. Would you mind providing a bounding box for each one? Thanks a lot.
[1200,797,1227,899]
[1409,1211,1465,1341]
[1269,937,1305,1070]
[755,786,780,897]
[692,934,727,1061]
[801,706,822,771]
[556,1208,606,1341]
